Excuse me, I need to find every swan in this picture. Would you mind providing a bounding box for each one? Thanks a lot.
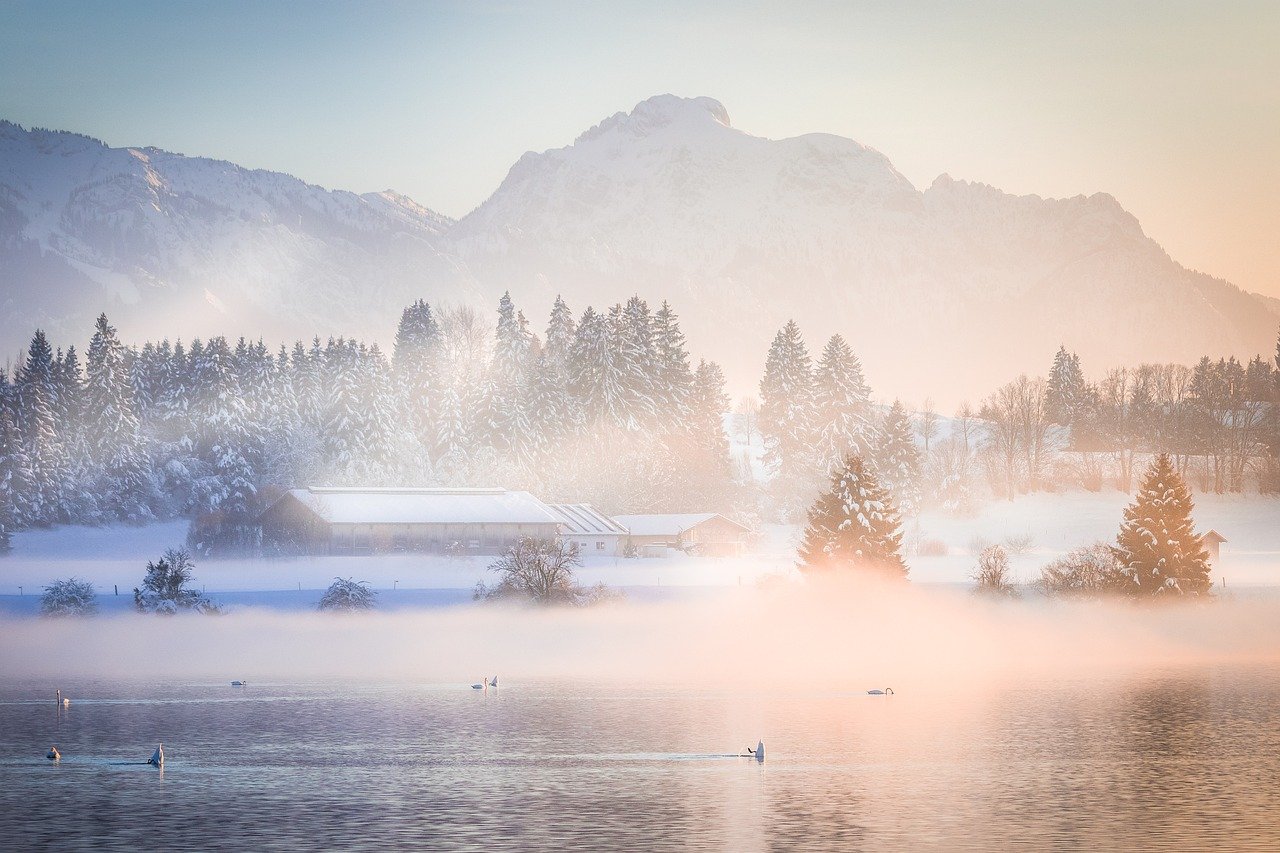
[745,740,765,762]
[489,676,498,688]
[46,746,60,761]
[867,688,894,695]
[147,744,164,768]
[57,689,70,707]
[230,681,246,687]
[471,683,484,690]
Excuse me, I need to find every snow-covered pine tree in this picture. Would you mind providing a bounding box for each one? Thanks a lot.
[812,334,876,476]
[652,300,694,425]
[0,388,19,553]
[479,292,538,459]
[875,400,923,516]
[797,454,907,576]
[569,306,628,429]
[682,359,733,507]
[1113,452,1212,597]
[1046,345,1085,426]
[85,314,154,522]
[13,330,70,527]
[393,299,443,450]
[619,295,659,426]
[544,295,577,371]
[759,321,817,512]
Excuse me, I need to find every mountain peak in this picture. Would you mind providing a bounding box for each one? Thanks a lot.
[576,94,731,144]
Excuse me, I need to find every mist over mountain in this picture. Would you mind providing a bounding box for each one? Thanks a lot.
[2,98,1275,400]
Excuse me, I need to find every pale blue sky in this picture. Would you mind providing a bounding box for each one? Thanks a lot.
[2,0,1277,295]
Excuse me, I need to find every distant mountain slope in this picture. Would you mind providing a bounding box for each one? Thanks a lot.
[0,120,474,350]
[2,101,1275,400]
[453,95,1279,397]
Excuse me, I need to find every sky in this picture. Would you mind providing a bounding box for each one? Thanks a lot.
[1,0,1277,297]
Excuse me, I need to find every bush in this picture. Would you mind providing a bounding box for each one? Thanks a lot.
[916,538,948,557]
[41,578,98,617]
[318,577,377,612]
[479,538,612,606]
[134,547,220,614]
[972,545,1018,598]
[1002,533,1035,556]
[1039,542,1133,599]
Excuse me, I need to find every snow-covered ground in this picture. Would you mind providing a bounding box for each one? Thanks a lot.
[0,491,1275,609]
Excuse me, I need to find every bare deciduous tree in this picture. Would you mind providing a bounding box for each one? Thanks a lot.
[483,537,590,606]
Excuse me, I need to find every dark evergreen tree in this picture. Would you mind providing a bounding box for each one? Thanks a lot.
[13,330,69,526]
[1113,453,1212,597]
[393,299,443,450]
[797,454,907,576]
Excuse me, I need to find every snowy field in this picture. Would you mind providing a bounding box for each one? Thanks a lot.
[0,491,1275,613]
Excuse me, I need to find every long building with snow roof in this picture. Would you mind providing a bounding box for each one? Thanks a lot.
[259,487,565,555]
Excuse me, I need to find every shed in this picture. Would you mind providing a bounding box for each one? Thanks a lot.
[611,513,753,557]
[1200,530,1227,563]
[258,487,560,555]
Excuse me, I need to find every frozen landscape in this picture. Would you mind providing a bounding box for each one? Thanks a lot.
[2,3,1279,850]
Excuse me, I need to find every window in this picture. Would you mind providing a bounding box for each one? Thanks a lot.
[596,541,606,551]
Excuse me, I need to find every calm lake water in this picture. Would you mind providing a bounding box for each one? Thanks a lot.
[1,669,1278,851]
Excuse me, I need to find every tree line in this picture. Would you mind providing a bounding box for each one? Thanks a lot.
[0,295,735,554]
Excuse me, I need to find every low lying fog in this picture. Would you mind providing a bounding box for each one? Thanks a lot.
[5,576,1279,687]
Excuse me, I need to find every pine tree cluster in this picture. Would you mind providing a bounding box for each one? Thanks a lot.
[0,297,736,552]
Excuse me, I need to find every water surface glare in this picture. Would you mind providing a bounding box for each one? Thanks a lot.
[1,672,1278,850]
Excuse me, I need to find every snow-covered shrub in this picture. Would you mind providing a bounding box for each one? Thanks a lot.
[972,545,1018,599]
[134,547,220,614]
[1038,542,1130,599]
[1002,533,1035,556]
[40,578,98,617]
[318,577,377,612]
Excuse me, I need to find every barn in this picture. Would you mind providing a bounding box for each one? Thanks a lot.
[547,503,629,556]
[259,487,562,555]
[611,513,753,557]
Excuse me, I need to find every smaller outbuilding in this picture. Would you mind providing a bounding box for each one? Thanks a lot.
[612,513,753,558]
[1200,529,1227,563]
[547,503,629,556]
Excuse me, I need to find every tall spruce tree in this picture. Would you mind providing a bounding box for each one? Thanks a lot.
[85,314,153,522]
[1113,453,1211,597]
[0,390,18,553]
[759,321,817,509]
[652,300,693,421]
[875,400,923,515]
[812,334,875,476]
[797,454,907,576]
[1046,346,1085,426]
[14,330,69,526]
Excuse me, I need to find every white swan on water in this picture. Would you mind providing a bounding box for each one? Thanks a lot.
[489,676,498,688]
[57,689,70,707]
[230,681,246,687]
[745,740,765,762]
[867,688,894,695]
[471,682,484,690]
[147,744,164,767]
[46,746,60,761]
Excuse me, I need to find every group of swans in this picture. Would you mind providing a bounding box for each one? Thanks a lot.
[46,742,163,767]
[49,691,162,767]
[471,676,499,690]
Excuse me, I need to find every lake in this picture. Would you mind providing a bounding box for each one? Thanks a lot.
[1,669,1278,851]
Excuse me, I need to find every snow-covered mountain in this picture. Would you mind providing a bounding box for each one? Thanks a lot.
[2,99,1276,399]
[0,120,475,352]
[453,95,1278,397]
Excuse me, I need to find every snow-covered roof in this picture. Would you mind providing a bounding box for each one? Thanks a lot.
[611,513,750,537]
[272,487,560,526]
[547,504,629,536]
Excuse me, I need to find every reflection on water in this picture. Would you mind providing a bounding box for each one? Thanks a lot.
[1,670,1278,851]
